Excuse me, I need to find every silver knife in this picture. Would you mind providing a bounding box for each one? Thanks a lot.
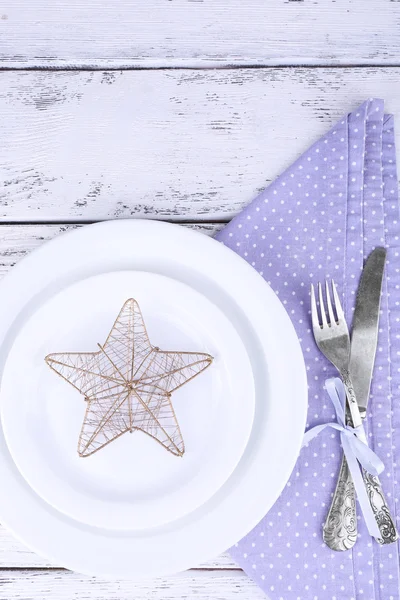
[351,247,399,545]
[323,247,399,550]
[350,246,387,415]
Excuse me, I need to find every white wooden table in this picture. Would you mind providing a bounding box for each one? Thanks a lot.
[1,2,400,598]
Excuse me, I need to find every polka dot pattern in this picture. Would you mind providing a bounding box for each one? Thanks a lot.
[216,99,400,600]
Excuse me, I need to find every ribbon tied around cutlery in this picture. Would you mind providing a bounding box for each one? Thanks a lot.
[303,377,384,540]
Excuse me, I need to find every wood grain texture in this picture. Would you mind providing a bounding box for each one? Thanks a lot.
[1,67,400,223]
[0,569,267,599]
[1,0,400,68]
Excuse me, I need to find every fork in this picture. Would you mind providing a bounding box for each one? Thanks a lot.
[311,281,362,550]
[310,280,391,551]
[312,281,398,551]
[311,281,363,430]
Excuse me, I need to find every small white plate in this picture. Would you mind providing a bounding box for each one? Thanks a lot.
[1,271,255,530]
[0,220,307,578]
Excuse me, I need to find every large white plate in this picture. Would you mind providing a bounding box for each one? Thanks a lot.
[0,220,307,578]
[1,271,255,530]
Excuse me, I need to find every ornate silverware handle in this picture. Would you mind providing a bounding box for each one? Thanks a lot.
[325,393,399,548]
[362,469,399,544]
[323,371,360,551]
[341,370,362,429]
[323,453,357,551]
[343,372,398,544]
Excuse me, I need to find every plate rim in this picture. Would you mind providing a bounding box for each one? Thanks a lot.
[0,219,307,578]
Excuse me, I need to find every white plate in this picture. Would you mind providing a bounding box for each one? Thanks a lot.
[1,271,255,530]
[0,220,307,578]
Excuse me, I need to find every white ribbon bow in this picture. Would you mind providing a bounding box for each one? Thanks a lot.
[303,377,384,539]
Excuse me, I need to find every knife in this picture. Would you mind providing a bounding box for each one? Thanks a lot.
[350,247,399,545]
[323,247,398,550]
[350,246,387,416]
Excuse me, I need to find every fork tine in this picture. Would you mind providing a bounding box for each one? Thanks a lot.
[310,283,320,329]
[331,279,344,321]
[318,282,328,327]
[325,280,336,325]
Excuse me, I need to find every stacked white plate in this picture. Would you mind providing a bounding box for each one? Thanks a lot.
[0,220,307,578]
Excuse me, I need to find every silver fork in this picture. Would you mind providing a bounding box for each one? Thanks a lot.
[310,280,367,551]
[311,280,398,551]
[311,281,362,429]
[311,280,399,550]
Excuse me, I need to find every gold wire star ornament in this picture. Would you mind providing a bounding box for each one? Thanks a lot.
[45,299,213,458]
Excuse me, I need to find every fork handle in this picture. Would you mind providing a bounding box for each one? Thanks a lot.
[323,453,399,550]
[324,405,399,550]
[341,370,363,429]
[323,452,357,551]
[323,372,360,550]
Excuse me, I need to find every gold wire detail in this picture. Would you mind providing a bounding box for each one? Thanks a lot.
[45,299,213,457]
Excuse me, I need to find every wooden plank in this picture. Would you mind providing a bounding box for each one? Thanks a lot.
[0,569,266,599]
[0,222,237,570]
[1,68,400,223]
[1,0,400,68]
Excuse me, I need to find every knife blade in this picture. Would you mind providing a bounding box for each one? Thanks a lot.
[349,246,387,415]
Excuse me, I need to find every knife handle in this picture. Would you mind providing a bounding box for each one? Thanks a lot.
[323,452,358,551]
[361,470,399,544]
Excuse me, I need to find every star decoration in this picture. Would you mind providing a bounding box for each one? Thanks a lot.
[45,299,213,457]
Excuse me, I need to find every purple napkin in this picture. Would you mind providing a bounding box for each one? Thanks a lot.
[216,99,400,600]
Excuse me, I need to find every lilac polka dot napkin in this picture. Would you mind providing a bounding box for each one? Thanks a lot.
[216,99,400,600]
